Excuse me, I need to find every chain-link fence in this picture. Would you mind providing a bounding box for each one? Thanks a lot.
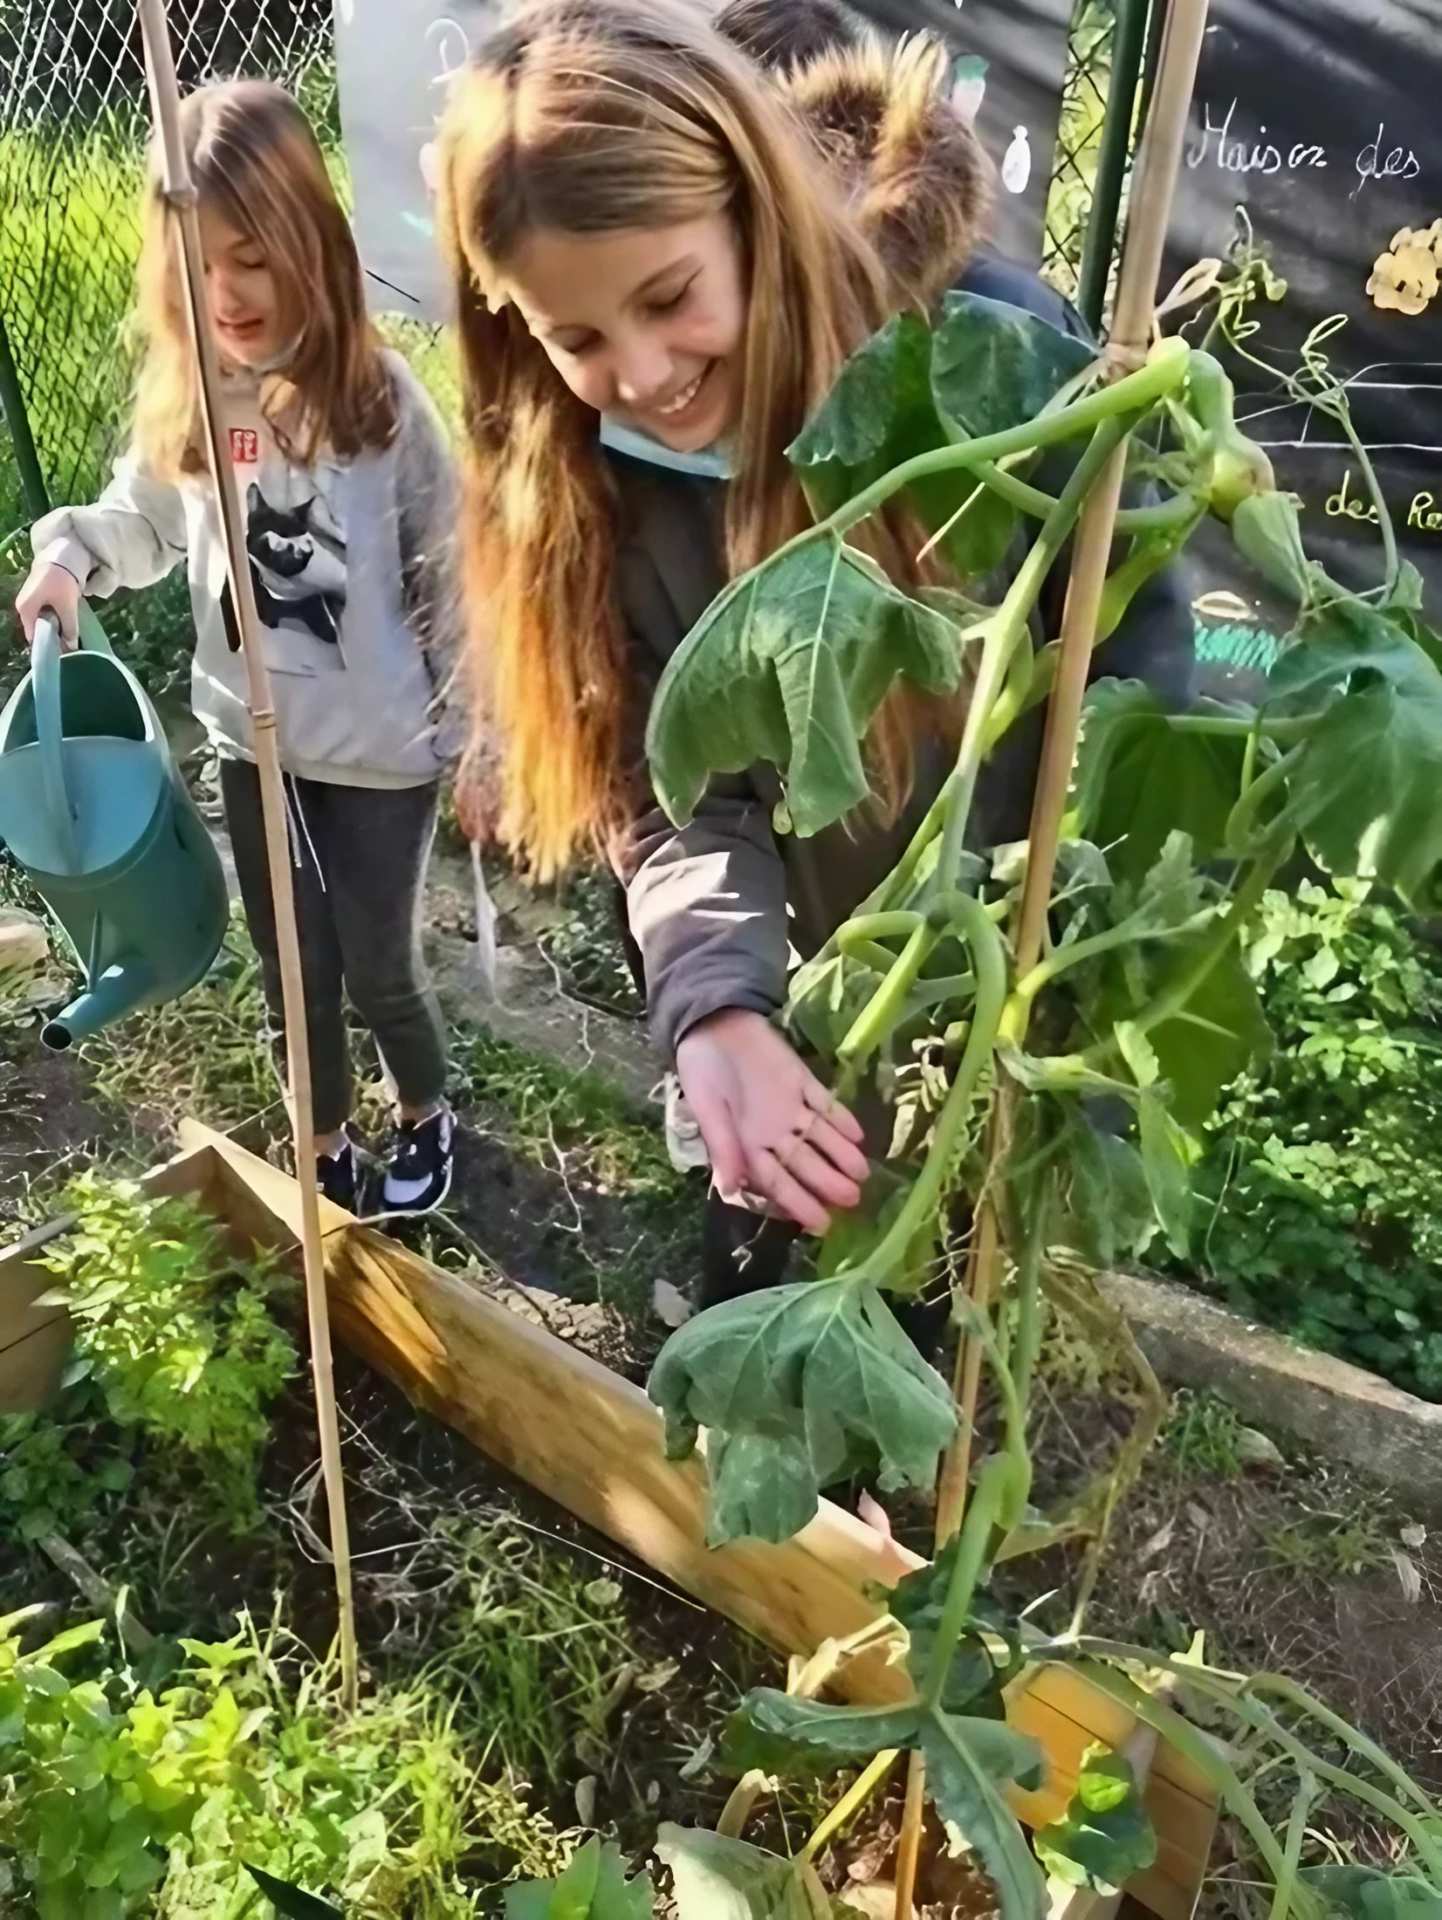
[1041,0,1121,297]
[1,0,1129,550]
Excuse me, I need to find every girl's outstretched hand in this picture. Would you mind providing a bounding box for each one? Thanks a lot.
[675,1007,869,1235]
[15,561,82,648]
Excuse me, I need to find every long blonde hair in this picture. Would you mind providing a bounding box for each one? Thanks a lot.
[133,79,395,479]
[439,0,937,881]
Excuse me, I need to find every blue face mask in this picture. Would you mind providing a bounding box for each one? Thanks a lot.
[598,415,732,481]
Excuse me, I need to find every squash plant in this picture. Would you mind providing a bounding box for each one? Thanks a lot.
[631,292,1442,1916]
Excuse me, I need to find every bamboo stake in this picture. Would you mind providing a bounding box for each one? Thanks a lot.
[894,4,1213,1912]
[133,0,359,1709]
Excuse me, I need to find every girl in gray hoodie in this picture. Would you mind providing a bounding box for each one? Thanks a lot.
[15,80,466,1217]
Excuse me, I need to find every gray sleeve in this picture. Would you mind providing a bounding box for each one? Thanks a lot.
[618,769,791,1065]
[391,359,469,766]
[31,453,188,598]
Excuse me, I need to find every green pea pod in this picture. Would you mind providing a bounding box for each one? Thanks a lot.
[1231,491,1311,604]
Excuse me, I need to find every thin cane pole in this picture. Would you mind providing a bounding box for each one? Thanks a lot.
[133,0,359,1710]
[894,3,1212,1910]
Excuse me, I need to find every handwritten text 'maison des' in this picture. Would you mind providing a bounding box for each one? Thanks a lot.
[1187,99,1420,197]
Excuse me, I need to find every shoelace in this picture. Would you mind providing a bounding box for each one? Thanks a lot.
[391,1122,434,1179]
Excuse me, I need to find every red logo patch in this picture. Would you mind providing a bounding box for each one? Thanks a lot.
[229,427,259,465]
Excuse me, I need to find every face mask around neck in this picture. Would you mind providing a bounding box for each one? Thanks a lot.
[598,415,732,481]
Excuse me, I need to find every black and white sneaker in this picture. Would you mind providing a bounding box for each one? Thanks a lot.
[316,1138,359,1213]
[381,1107,455,1216]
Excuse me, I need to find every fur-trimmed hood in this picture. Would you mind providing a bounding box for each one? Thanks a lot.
[780,34,996,307]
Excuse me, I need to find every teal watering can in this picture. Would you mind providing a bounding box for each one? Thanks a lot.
[0,607,228,1050]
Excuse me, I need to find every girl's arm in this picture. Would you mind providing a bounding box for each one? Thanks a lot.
[619,773,869,1235]
[29,454,189,605]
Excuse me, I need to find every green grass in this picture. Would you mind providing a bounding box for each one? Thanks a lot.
[453,1026,674,1203]
[1161,1390,1249,1480]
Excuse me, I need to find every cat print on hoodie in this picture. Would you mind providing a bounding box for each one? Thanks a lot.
[244,481,347,649]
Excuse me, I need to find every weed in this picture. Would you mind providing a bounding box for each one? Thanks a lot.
[0,1604,573,1918]
[83,908,282,1148]
[452,1026,672,1203]
[412,1514,638,1794]
[1262,1504,1395,1581]
[1161,1392,1248,1481]
[0,1177,294,1540]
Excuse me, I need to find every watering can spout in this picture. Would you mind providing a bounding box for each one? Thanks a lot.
[42,956,157,1052]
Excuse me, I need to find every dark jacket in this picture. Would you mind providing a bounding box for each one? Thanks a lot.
[610,41,1194,1065]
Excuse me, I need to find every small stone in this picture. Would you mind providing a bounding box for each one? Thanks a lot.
[1236,1427,1287,1470]
[574,1776,598,1827]
[1401,1522,1428,1550]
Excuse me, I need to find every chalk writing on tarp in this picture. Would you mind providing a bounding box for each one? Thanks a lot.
[1166,0,1442,613]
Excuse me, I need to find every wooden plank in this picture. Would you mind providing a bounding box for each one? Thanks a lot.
[0,1143,219,1414]
[191,1124,1215,1919]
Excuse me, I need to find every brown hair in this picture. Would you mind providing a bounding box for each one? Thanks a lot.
[714,0,863,71]
[133,78,395,478]
[439,0,941,881]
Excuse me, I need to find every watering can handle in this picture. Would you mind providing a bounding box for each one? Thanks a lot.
[31,613,82,877]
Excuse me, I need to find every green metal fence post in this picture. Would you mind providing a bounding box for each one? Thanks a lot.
[1076,0,1153,333]
[0,311,50,519]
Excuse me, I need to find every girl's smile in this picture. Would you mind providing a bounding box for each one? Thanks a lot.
[504,214,746,453]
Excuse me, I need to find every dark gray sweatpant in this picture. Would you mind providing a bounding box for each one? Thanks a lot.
[220,760,448,1134]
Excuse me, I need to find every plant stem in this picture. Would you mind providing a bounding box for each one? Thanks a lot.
[1243,1674,1441,1821]
[1269,1770,1317,1920]
[965,457,1204,535]
[1009,1194,1047,1413]
[799,1749,900,1863]
[935,420,1130,890]
[1225,744,1304,854]
[822,340,1188,546]
[923,1459,1011,1709]
[860,899,1007,1274]
[837,922,938,1073]
[1007,906,1216,1026]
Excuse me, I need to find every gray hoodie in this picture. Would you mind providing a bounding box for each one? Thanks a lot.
[32,350,463,789]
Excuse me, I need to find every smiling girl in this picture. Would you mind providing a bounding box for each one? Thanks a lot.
[438,0,1191,1311]
[14,80,467,1216]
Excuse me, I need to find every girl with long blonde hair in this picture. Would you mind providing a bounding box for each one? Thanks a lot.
[439,0,1190,1304]
[16,79,468,1217]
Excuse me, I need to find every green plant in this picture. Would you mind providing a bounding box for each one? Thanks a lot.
[1189,879,1442,1398]
[1161,1390,1248,1480]
[0,1605,555,1919]
[0,1177,295,1539]
[538,283,1442,1913]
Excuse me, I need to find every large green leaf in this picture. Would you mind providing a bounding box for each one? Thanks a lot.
[505,1839,653,1920]
[647,1277,956,1546]
[1268,605,1442,908]
[646,536,963,840]
[723,1691,921,1775]
[888,1547,1023,1715]
[1056,1114,1157,1268]
[919,1710,1048,1920]
[1071,682,1248,884]
[654,1826,825,1920]
[787,296,1091,579]
[1303,1868,1442,1920]
[1035,1743,1158,1896]
[930,292,1095,443]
